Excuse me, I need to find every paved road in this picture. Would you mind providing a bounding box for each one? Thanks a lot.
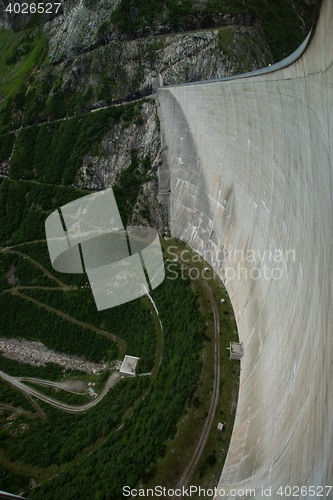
[0,370,121,414]
[0,247,165,419]
[15,377,89,394]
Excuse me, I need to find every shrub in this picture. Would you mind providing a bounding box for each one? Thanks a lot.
[0,132,15,160]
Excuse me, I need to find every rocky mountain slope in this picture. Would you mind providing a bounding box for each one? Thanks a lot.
[0,0,316,234]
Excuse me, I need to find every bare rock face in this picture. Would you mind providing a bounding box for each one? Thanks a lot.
[0,337,105,373]
[52,25,272,98]
[5,264,19,286]
[76,100,165,233]
[44,0,121,63]
[77,101,160,190]
[0,0,272,238]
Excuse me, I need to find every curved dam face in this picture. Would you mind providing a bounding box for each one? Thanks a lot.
[157,0,332,496]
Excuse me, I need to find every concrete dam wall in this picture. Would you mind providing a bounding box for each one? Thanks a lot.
[157,0,332,497]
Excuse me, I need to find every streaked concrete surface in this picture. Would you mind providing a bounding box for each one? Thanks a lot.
[157,0,332,496]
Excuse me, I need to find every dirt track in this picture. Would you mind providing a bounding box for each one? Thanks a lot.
[173,259,220,497]
[2,247,126,357]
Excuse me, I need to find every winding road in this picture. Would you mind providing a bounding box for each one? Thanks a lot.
[0,246,162,416]
[0,369,121,413]
[1,247,126,357]
[1,243,222,494]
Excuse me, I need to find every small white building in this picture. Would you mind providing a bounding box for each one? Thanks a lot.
[88,386,97,398]
[120,355,140,377]
[230,342,244,360]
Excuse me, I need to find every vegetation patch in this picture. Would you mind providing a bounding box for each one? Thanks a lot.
[0,381,33,413]
[0,261,207,498]
[0,292,118,362]
[7,241,87,288]
[113,149,151,227]
[0,463,30,496]
[1,376,147,470]
[143,240,240,492]
[0,28,49,133]
[9,102,143,186]
[0,178,88,246]
[218,26,235,58]
[0,358,71,381]
[23,287,157,373]
[0,250,59,291]
[23,383,92,406]
[22,262,205,499]
[110,0,315,63]
[0,132,15,160]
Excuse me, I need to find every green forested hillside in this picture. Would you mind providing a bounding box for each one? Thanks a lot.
[0,263,207,499]
[0,0,316,134]
[110,0,316,61]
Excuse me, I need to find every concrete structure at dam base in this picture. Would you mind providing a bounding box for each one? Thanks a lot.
[157,0,332,497]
